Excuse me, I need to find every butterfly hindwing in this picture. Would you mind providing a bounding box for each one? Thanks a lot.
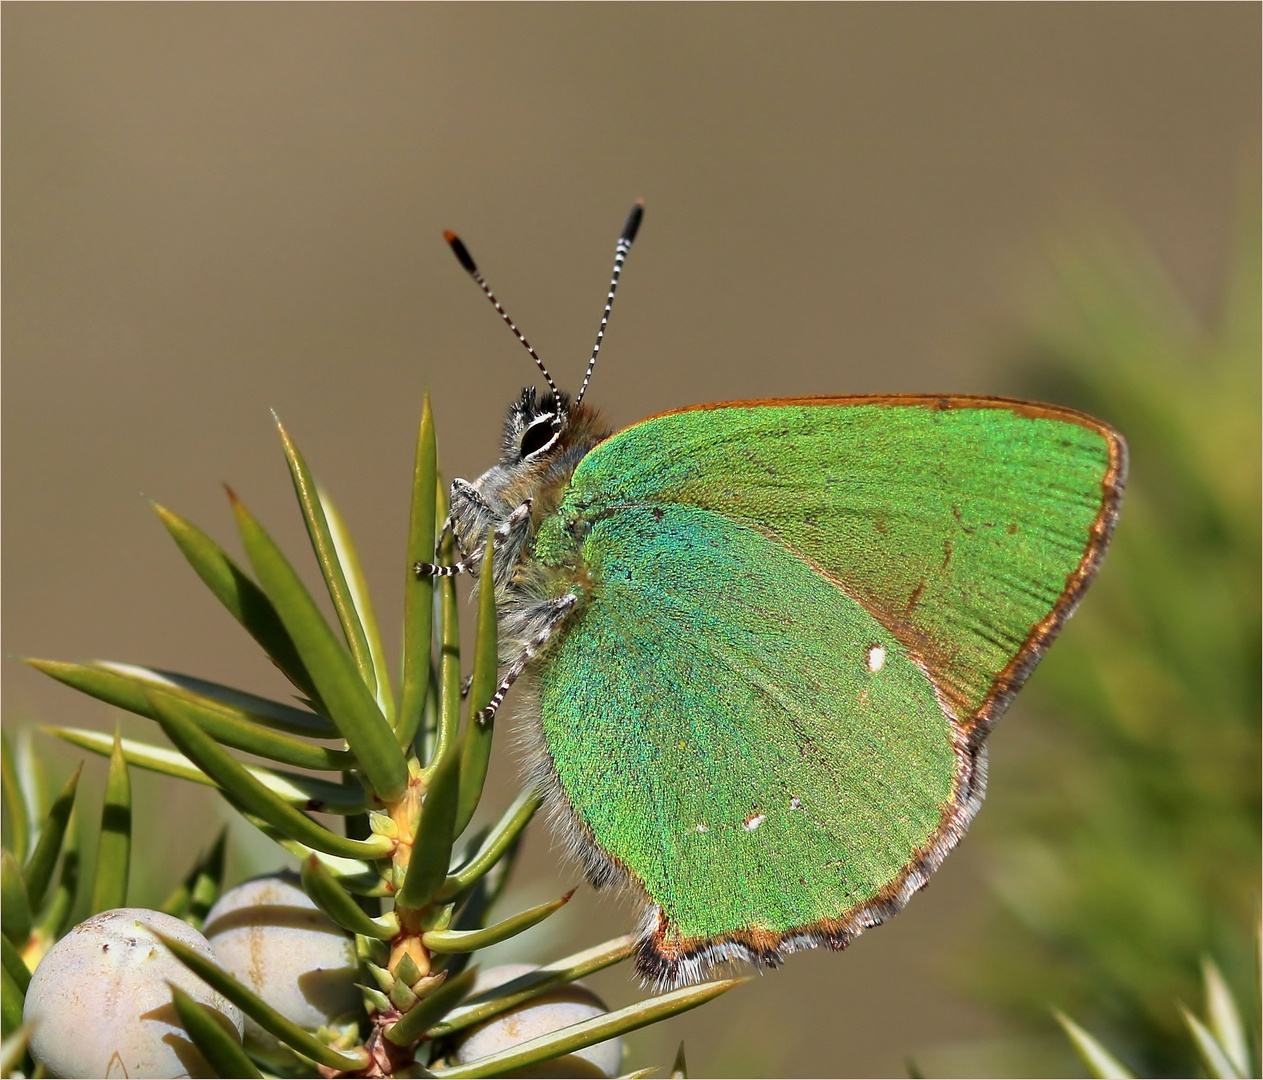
[532,500,971,981]
[527,396,1124,983]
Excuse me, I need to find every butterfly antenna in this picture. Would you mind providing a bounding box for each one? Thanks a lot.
[444,230,561,399]
[575,199,644,408]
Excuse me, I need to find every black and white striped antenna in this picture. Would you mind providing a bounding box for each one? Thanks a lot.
[444,200,643,405]
[443,229,561,399]
[575,199,644,408]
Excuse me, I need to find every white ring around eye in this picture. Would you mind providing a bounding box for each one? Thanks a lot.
[520,413,560,459]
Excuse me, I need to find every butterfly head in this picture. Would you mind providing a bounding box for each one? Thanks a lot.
[476,386,609,514]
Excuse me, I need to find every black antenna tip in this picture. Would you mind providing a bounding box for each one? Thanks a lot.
[444,231,478,274]
[621,200,645,244]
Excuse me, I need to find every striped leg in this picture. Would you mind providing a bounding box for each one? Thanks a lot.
[434,480,493,558]
[475,593,578,725]
[413,556,472,579]
[414,499,534,578]
[451,478,495,514]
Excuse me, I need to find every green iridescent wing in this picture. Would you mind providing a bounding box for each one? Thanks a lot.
[529,396,1125,984]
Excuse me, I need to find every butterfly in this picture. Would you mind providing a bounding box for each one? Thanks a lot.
[417,202,1126,988]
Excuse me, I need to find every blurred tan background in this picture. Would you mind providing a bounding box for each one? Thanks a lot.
[4,5,1258,1077]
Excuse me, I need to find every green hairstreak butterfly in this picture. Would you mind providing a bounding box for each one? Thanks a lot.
[418,202,1126,987]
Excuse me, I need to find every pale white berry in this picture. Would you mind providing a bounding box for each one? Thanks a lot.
[23,908,244,1079]
[202,873,359,1068]
[451,963,623,1078]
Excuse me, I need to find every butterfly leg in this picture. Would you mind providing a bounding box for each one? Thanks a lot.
[414,556,470,578]
[475,592,578,725]
[451,477,497,517]
[413,479,496,576]
[434,479,487,555]
[415,499,534,578]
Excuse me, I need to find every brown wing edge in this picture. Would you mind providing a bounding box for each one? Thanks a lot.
[621,392,1120,435]
[522,399,1128,989]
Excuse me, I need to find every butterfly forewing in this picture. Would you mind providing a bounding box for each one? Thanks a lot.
[554,396,1123,725]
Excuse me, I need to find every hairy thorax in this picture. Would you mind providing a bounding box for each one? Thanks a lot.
[448,398,612,668]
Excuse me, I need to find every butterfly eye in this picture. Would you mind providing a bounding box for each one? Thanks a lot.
[519,416,559,461]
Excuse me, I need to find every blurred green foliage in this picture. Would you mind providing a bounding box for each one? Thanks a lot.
[1059,951,1259,1079]
[970,191,1261,1077]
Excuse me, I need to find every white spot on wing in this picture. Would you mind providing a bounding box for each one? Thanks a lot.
[742,813,766,831]
[866,644,886,672]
